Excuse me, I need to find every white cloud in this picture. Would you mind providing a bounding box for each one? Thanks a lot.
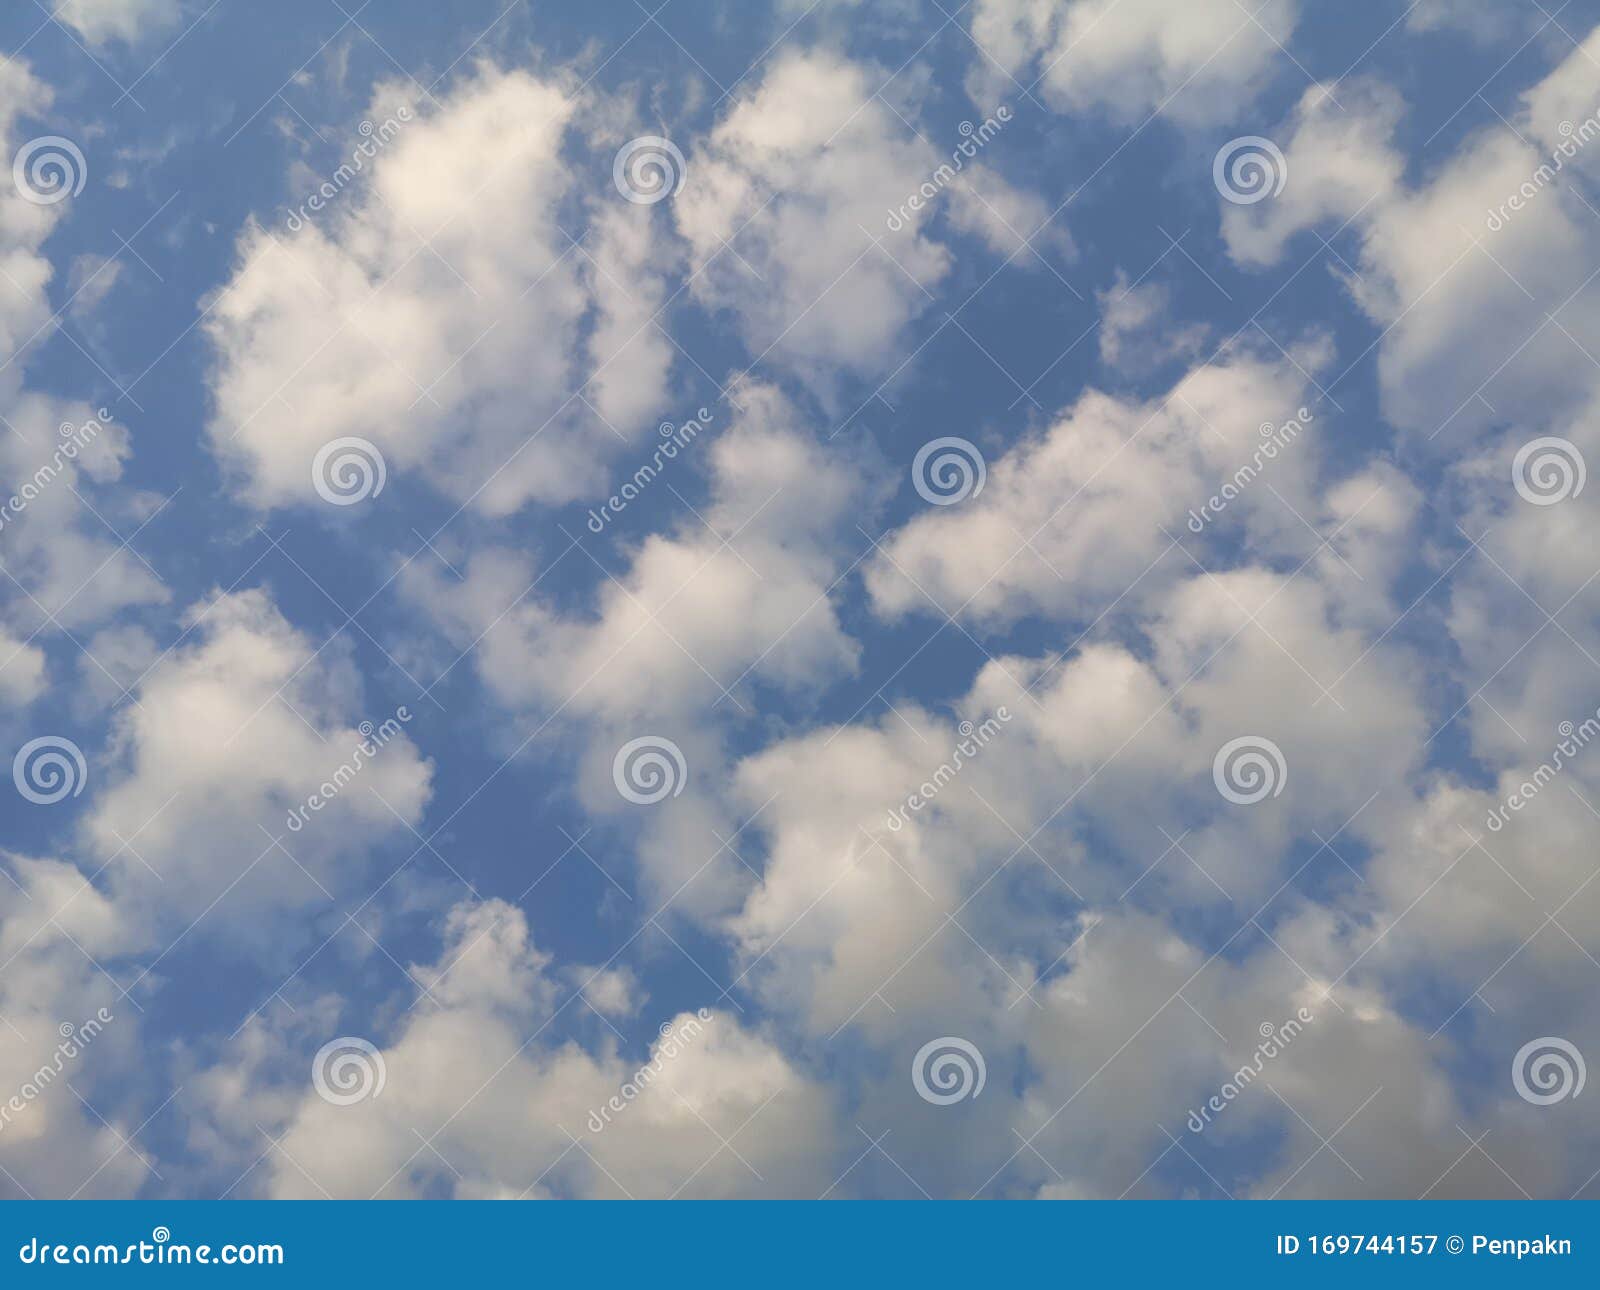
[0,854,148,1197]
[945,162,1073,265]
[0,629,47,705]
[1221,36,1600,449]
[54,0,181,45]
[569,964,641,1018]
[673,50,952,394]
[865,345,1331,626]
[403,381,872,725]
[968,0,1298,124]
[1407,0,1535,42]
[195,898,843,1198]
[1219,81,1405,269]
[1096,272,1208,372]
[84,588,433,944]
[0,397,168,633]
[206,66,676,515]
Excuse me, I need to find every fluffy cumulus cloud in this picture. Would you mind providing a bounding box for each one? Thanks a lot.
[865,343,1333,626]
[967,0,1298,123]
[403,381,871,724]
[82,588,433,944]
[9,5,1600,1204]
[193,899,842,1199]
[0,399,167,640]
[205,66,675,515]
[0,854,147,1198]
[3,584,434,1196]
[1219,35,1600,453]
[673,50,952,393]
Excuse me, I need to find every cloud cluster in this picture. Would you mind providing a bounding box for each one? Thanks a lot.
[198,899,841,1199]
[6,12,1600,1204]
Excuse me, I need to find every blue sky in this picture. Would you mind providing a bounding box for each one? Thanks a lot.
[2,0,1600,1200]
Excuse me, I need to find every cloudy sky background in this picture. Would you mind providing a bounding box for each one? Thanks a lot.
[2,0,1600,1199]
